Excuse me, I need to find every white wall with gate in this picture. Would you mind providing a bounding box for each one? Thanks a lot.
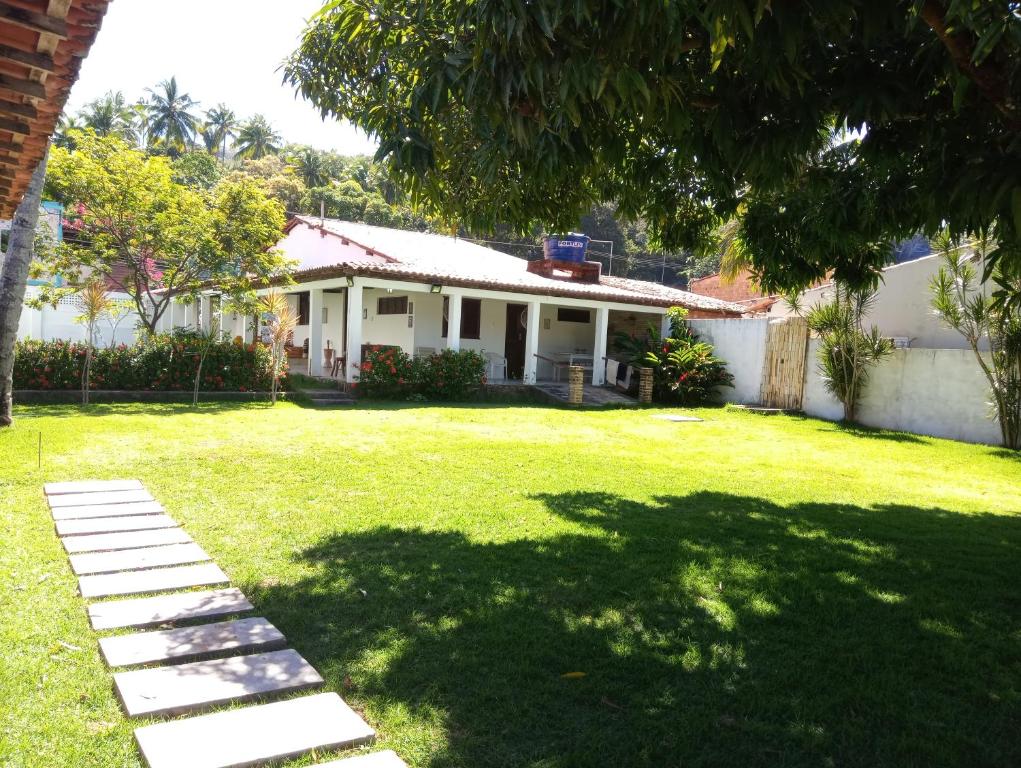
[691,317,1003,446]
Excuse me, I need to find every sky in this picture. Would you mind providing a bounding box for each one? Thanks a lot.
[65,0,379,156]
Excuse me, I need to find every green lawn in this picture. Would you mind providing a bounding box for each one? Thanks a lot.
[1,402,1019,768]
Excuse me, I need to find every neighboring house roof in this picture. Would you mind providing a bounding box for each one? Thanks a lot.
[0,0,111,217]
[687,269,781,312]
[279,217,745,314]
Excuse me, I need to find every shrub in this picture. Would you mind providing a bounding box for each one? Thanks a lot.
[355,345,415,398]
[13,335,277,393]
[614,306,734,405]
[418,349,487,401]
[355,346,486,401]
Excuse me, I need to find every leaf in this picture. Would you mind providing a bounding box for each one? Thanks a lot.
[560,671,587,679]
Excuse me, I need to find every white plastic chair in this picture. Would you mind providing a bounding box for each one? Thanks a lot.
[485,352,508,381]
[415,346,437,358]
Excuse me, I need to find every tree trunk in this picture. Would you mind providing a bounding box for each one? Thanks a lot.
[0,151,49,427]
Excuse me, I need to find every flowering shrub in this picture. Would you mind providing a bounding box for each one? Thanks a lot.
[13,335,277,392]
[418,349,487,401]
[614,306,733,405]
[355,345,415,398]
[355,345,486,401]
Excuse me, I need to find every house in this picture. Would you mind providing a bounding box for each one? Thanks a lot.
[167,217,744,385]
[768,251,969,350]
[687,269,780,314]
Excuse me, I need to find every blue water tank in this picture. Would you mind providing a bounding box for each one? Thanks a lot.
[543,233,590,263]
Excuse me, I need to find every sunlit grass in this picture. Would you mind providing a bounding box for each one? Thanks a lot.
[1,402,1019,767]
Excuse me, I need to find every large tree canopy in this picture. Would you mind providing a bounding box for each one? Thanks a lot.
[287,1,1021,292]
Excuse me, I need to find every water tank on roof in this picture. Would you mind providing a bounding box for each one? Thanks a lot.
[543,233,590,263]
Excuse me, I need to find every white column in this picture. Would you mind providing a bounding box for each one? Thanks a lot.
[522,299,541,384]
[661,313,672,339]
[307,288,324,376]
[345,281,363,382]
[592,306,609,386]
[199,295,212,333]
[187,301,200,330]
[446,293,462,351]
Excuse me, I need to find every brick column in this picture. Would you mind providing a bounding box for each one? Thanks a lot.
[568,365,584,405]
[638,367,654,403]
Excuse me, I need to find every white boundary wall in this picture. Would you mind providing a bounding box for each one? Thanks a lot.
[691,318,1002,446]
[17,286,139,347]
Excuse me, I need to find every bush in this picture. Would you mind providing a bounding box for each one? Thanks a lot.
[419,349,487,401]
[355,345,486,401]
[614,307,733,405]
[13,335,278,392]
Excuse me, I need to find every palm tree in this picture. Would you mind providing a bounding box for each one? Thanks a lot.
[145,77,199,154]
[204,104,237,161]
[291,147,329,187]
[82,91,136,142]
[54,113,84,149]
[132,98,151,149]
[233,115,281,160]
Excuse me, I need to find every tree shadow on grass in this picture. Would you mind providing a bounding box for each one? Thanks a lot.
[246,492,1021,768]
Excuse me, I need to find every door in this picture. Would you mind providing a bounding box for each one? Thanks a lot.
[504,303,527,379]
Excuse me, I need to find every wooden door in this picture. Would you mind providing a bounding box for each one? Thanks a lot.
[760,317,809,409]
[504,304,527,379]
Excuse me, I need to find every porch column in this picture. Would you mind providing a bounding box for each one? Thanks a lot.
[661,313,672,339]
[592,306,609,386]
[522,299,541,384]
[307,288,324,376]
[446,293,462,351]
[199,295,212,333]
[187,301,200,330]
[345,281,363,382]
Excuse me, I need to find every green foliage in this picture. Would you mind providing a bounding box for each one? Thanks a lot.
[234,114,282,160]
[931,235,1021,449]
[41,133,290,333]
[287,1,1021,291]
[12,336,277,393]
[805,285,895,422]
[355,346,486,400]
[172,151,222,189]
[614,307,734,405]
[145,76,199,155]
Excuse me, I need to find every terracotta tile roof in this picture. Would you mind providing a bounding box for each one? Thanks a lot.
[0,0,111,218]
[284,217,745,314]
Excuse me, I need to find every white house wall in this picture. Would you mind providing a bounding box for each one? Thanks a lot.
[17,286,139,346]
[689,317,769,404]
[768,254,973,350]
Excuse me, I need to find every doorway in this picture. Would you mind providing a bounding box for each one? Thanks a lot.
[504,303,527,379]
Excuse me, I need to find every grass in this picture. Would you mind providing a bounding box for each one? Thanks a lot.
[1,401,1019,768]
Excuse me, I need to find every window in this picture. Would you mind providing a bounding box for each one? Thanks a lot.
[557,307,591,323]
[297,292,310,325]
[377,296,409,315]
[442,297,482,340]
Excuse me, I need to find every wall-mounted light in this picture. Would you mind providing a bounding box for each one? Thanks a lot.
[362,308,368,319]
[386,288,393,294]
[345,276,355,287]
[430,284,442,293]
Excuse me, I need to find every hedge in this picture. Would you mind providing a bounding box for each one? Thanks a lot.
[356,346,486,400]
[13,335,279,392]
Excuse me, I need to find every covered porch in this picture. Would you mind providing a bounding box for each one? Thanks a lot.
[261,276,669,387]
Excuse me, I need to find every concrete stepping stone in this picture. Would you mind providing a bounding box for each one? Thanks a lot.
[48,488,155,508]
[79,562,229,599]
[63,528,193,555]
[134,692,375,768]
[114,648,324,717]
[52,500,165,521]
[45,479,144,495]
[89,587,253,630]
[315,751,408,767]
[99,617,286,667]
[69,542,211,576]
[56,514,178,537]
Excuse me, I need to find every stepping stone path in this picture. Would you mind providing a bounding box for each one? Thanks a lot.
[45,479,404,768]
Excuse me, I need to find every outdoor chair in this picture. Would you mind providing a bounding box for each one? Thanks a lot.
[485,352,508,381]
[415,346,436,358]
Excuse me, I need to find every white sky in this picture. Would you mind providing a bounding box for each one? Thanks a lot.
[65,0,379,156]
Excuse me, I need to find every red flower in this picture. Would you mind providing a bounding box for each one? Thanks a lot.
[239,385,247,392]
